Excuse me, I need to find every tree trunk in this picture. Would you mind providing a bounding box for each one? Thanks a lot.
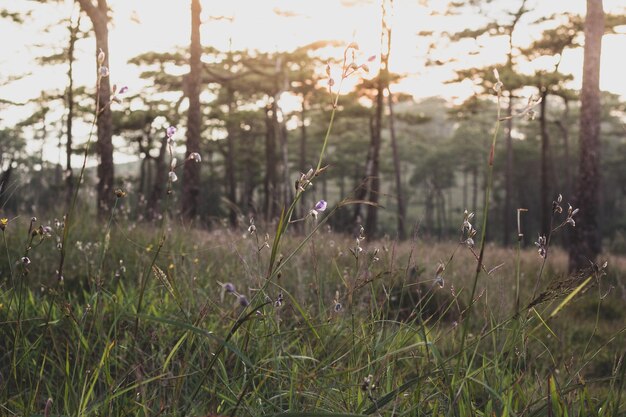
[569,0,603,271]
[353,116,375,227]
[472,165,478,212]
[264,104,278,222]
[77,0,115,219]
[299,98,308,214]
[539,89,550,235]
[225,85,238,228]
[364,79,382,237]
[388,91,405,240]
[503,95,514,245]
[555,98,571,197]
[147,136,168,220]
[65,15,80,207]
[182,0,202,221]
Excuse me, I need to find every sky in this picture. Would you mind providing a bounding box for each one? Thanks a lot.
[0,0,625,165]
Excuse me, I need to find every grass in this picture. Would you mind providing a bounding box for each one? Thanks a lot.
[0,215,624,416]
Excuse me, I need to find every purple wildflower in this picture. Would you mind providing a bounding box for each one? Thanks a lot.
[314,200,327,212]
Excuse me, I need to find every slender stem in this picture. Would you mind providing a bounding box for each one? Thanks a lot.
[2,231,13,288]
[95,196,119,284]
[315,82,342,173]
[454,91,502,382]
[57,74,104,282]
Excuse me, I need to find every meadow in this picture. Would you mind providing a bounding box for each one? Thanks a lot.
[1,205,624,416]
[1,4,625,414]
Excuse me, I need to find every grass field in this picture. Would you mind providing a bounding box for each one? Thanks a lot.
[1,210,624,416]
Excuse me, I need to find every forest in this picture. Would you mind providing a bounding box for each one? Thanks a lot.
[1,0,625,416]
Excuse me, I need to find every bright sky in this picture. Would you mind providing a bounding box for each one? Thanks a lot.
[1,0,625,164]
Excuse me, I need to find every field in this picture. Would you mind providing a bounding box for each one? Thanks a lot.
[1,211,624,416]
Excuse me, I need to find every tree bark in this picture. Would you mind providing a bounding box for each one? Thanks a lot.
[77,0,114,219]
[224,85,238,227]
[147,135,168,220]
[65,15,80,207]
[264,103,279,222]
[182,0,202,221]
[503,95,514,245]
[569,0,603,271]
[539,89,550,235]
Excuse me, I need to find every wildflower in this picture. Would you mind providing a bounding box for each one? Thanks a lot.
[118,86,128,94]
[188,152,201,163]
[39,226,53,237]
[223,282,236,293]
[114,189,127,198]
[535,234,547,259]
[238,295,250,307]
[493,68,503,93]
[0,218,7,231]
[461,209,474,232]
[361,374,374,392]
[166,126,177,140]
[274,292,284,308]
[168,171,178,182]
[434,262,445,288]
[99,66,110,78]
[309,200,328,219]
[553,194,563,214]
[314,200,327,212]
[248,218,256,234]
[97,48,105,64]
[333,290,342,312]
[566,204,579,227]
[21,256,31,266]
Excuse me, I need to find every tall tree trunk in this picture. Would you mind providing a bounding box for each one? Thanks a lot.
[385,2,405,240]
[388,90,405,240]
[364,77,383,237]
[299,98,308,214]
[353,116,375,228]
[503,95,514,245]
[569,0,603,271]
[364,0,390,238]
[539,89,550,235]
[225,85,238,227]
[147,136,168,220]
[65,14,80,207]
[182,0,202,220]
[472,165,478,212]
[78,0,114,219]
[264,104,278,222]
[555,98,571,197]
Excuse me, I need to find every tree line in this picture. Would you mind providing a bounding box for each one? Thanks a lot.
[0,0,625,270]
